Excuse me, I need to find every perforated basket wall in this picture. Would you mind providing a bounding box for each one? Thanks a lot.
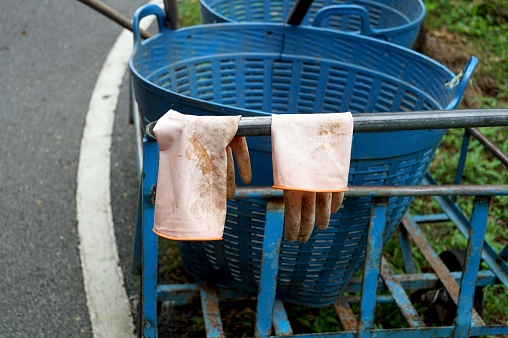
[130,11,473,306]
[200,0,426,47]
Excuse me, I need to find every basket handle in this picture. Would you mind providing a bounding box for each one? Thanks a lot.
[132,4,171,51]
[311,5,375,36]
[444,56,478,110]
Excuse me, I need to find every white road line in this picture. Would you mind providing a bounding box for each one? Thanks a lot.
[76,4,158,337]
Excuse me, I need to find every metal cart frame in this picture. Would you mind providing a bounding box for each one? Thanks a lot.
[132,107,508,337]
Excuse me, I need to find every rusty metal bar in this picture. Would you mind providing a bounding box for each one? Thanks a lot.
[344,270,497,294]
[380,258,425,328]
[255,199,285,337]
[454,197,491,337]
[357,198,389,338]
[397,226,417,274]
[423,176,508,288]
[273,326,508,337]
[467,127,508,167]
[402,215,485,326]
[199,285,225,338]
[334,296,358,331]
[272,299,293,336]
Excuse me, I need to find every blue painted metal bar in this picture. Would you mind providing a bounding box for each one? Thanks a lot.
[357,197,388,338]
[157,284,200,305]
[344,270,497,294]
[470,325,508,336]
[272,299,293,336]
[500,243,508,261]
[423,175,508,288]
[200,284,225,338]
[334,296,358,331]
[397,227,417,274]
[380,258,425,328]
[265,325,508,337]
[141,138,160,338]
[453,197,491,337]
[132,181,143,275]
[468,127,508,168]
[402,214,485,326]
[255,199,285,338]
[412,213,450,223]
[454,129,471,186]
[131,87,144,276]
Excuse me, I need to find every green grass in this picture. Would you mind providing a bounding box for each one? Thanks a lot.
[425,0,508,84]
[156,0,508,335]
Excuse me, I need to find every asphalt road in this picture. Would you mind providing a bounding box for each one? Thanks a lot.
[0,0,148,336]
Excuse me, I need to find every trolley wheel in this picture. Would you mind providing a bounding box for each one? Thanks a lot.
[424,249,484,326]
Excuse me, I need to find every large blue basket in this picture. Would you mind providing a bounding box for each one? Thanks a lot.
[130,4,477,306]
[200,0,426,47]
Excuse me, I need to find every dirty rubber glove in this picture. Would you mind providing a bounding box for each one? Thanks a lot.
[152,110,241,241]
[271,113,354,244]
[226,137,252,199]
[284,191,343,243]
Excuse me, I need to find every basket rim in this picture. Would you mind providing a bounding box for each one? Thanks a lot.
[129,23,458,117]
[199,0,426,35]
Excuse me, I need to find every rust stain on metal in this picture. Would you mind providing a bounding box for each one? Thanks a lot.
[380,257,425,327]
[147,184,156,207]
[200,284,225,337]
[334,296,357,331]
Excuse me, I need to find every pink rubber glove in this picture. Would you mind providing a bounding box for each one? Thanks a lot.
[153,110,241,240]
[271,113,353,244]
[226,137,252,199]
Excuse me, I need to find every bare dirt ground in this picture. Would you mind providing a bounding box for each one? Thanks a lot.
[417,24,504,109]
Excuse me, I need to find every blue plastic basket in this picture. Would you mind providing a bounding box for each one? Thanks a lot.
[200,0,426,47]
[130,4,477,306]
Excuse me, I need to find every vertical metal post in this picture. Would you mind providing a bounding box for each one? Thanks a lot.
[454,129,471,186]
[132,184,143,275]
[255,198,285,338]
[163,0,179,29]
[141,139,160,337]
[453,197,490,337]
[397,225,416,274]
[357,197,388,338]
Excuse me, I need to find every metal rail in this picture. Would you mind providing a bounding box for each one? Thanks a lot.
[145,109,508,140]
[232,185,508,199]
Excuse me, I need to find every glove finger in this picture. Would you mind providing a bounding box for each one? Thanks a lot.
[297,192,316,244]
[331,192,344,213]
[226,146,235,199]
[228,137,252,184]
[284,190,302,242]
[315,192,332,230]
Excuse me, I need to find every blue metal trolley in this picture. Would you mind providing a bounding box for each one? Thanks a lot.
[128,3,508,337]
[133,108,508,337]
